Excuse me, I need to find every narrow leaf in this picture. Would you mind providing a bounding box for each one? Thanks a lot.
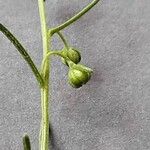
[23,134,31,150]
[0,23,44,87]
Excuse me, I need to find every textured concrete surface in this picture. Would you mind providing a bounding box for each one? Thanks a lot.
[1,0,150,150]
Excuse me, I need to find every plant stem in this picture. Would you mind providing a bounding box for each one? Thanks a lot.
[57,32,69,50]
[50,0,100,34]
[38,0,50,149]
[40,85,49,150]
[37,1,100,149]
[41,51,69,73]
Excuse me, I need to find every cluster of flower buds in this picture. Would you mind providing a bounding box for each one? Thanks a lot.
[61,47,93,88]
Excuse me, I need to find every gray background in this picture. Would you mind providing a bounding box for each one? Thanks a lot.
[0,0,150,150]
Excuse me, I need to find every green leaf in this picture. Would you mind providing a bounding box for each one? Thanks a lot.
[0,23,44,87]
[23,134,31,150]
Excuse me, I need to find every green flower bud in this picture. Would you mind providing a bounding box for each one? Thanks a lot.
[68,64,92,88]
[61,50,68,65]
[61,47,81,66]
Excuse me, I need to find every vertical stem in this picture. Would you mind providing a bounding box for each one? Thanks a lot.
[38,0,48,57]
[38,0,50,150]
[40,84,49,150]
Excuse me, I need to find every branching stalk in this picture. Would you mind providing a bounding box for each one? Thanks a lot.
[0,0,100,149]
[41,51,69,73]
[50,0,100,34]
[38,0,50,149]
[37,1,100,147]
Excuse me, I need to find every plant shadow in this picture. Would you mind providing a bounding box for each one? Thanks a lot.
[49,124,61,150]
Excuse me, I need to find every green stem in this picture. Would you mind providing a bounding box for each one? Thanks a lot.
[38,0,50,149]
[57,32,69,50]
[40,85,49,150]
[41,51,69,73]
[50,0,100,34]
[45,51,67,60]
[0,23,44,87]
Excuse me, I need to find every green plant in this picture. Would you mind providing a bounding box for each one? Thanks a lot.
[0,0,100,149]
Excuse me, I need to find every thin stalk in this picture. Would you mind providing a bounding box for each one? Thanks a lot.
[57,32,69,50]
[50,0,100,34]
[38,0,50,150]
[41,51,69,73]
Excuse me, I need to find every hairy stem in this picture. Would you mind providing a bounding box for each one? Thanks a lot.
[50,0,100,34]
[0,23,44,87]
[38,0,50,149]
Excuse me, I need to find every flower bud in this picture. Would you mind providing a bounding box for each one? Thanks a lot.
[61,47,81,66]
[68,64,92,88]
